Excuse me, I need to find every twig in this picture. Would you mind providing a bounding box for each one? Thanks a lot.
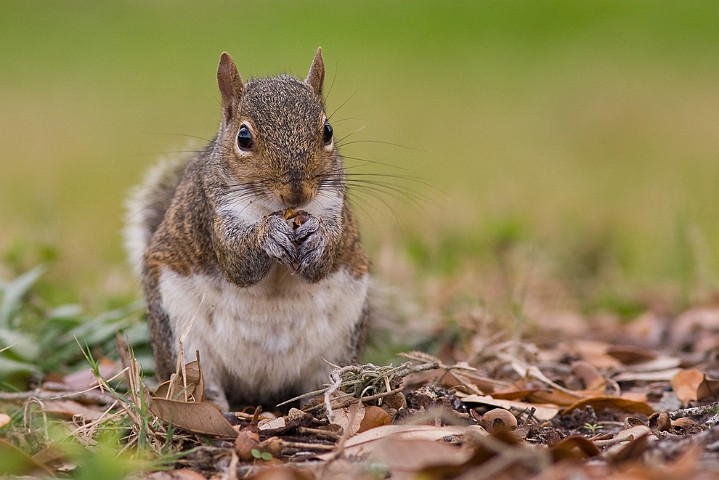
[669,401,719,420]
[0,389,116,405]
[278,440,336,452]
[296,427,341,441]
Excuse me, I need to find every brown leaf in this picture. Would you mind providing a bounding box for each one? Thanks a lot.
[648,411,671,432]
[607,432,649,465]
[148,397,237,437]
[317,424,472,460]
[331,402,364,437]
[672,368,704,406]
[459,394,559,421]
[606,345,657,365]
[561,396,654,416]
[41,400,106,422]
[235,429,260,461]
[368,439,473,472]
[358,405,392,433]
[154,360,205,402]
[571,360,606,391]
[697,374,719,402]
[549,436,600,461]
[61,358,119,390]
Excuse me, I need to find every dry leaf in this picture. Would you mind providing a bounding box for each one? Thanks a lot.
[696,374,719,402]
[571,360,606,391]
[154,360,205,402]
[358,405,392,433]
[41,400,106,422]
[61,358,119,390]
[148,398,237,437]
[258,416,287,431]
[562,396,654,416]
[606,432,649,464]
[317,424,471,460]
[672,369,704,405]
[606,345,657,365]
[331,402,364,437]
[549,436,601,461]
[459,394,559,421]
[368,439,473,472]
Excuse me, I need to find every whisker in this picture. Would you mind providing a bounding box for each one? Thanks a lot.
[328,90,358,120]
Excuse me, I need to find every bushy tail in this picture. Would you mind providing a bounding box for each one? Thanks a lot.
[123,157,189,276]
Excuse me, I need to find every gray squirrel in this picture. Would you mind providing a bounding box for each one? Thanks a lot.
[124,49,369,410]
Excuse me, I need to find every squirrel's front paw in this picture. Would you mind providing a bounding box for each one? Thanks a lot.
[261,213,297,268]
[294,216,327,274]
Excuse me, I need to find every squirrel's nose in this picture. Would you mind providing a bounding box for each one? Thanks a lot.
[279,182,313,208]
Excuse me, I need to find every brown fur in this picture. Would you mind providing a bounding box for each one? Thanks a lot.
[127,50,370,405]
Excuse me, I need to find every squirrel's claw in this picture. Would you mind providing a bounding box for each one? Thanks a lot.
[262,214,297,269]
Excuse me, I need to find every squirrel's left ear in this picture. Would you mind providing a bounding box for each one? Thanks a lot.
[305,47,325,96]
[217,52,244,123]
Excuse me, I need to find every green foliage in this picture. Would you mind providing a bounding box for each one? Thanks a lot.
[0,266,150,390]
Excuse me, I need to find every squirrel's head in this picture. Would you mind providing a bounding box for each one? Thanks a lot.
[214,49,342,211]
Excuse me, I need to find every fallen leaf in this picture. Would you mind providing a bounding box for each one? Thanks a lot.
[593,425,652,447]
[561,396,654,416]
[148,398,237,438]
[605,345,657,365]
[61,358,119,390]
[317,424,472,460]
[696,374,719,402]
[358,405,392,433]
[549,436,600,461]
[459,394,559,421]
[368,439,473,472]
[672,369,704,406]
[331,402,364,437]
[606,432,649,464]
[41,400,106,422]
[154,360,205,402]
[258,416,287,431]
[571,360,606,391]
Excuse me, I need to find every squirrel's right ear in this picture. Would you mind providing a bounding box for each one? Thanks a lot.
[305,47,325,96]
[217,52,244,123]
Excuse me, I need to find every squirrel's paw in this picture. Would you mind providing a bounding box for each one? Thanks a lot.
[294,216,327,273]
[261,213,297,268]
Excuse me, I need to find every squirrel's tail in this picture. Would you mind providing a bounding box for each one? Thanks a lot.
[123,157,188,277]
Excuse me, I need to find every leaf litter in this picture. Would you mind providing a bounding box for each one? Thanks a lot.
[4,303,719,478]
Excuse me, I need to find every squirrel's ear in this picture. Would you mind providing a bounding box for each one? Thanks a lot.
[305,47,325,96]
[217,52,244,122]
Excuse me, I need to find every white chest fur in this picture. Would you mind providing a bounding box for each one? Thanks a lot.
[158,265,368,405]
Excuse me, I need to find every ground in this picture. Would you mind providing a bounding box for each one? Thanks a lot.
[2,262,719,479]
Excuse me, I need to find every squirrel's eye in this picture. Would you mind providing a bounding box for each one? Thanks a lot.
[322,120,333,146]
[237,125,254,150]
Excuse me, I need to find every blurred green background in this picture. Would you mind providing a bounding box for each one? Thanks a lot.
[2,0,719,307]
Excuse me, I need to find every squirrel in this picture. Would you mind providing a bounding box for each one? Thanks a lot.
[124,49,370,411]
